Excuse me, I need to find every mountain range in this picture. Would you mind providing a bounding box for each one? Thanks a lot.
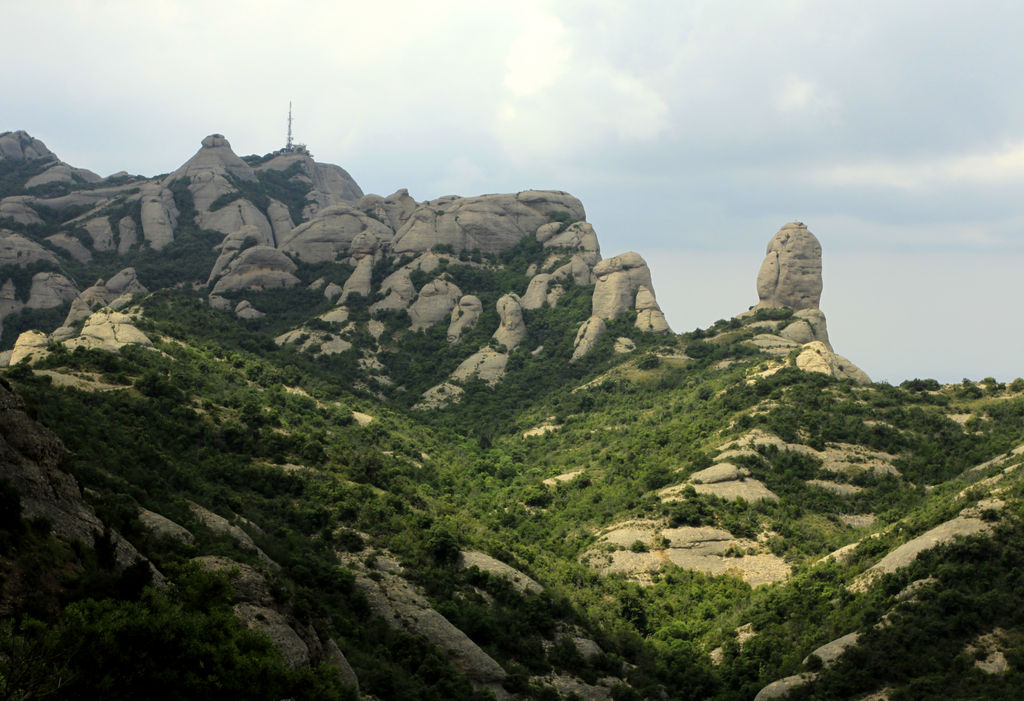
[1,129,1023,700]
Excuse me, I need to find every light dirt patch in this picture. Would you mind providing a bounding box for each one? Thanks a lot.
[543,469,583,487]
[965,629,1012,675]
[807,480,862,496]
[524,423,562,438]
[839,514,875,529]
[352,411,374,426]
[690,480,778,502]
[35,370,126,392]
[588,523,790,586]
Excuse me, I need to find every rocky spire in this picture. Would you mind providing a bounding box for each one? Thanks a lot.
[755,221,822,311]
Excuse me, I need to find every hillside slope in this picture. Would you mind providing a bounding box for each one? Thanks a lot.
[1,130,1023,700]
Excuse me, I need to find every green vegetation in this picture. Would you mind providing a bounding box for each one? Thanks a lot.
[2,150,1024,699]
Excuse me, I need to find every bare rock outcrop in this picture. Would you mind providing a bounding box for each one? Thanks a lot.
[371,268,417,313]
[203,199,274,242]
[795,342,871,384]
[234,300,265,320]
[139,183,179,250]
[451,349,509,384]
[210,246,299,295]
[0,231,59,266]
[265,199,295,242]
[571,317,606,362]
[521,273,557,310]
[635,285,670,333]
[163,135,276,238]
[591,252,652,320]
[26,272,78,309]
[207,225,276,284]
[46,233,92,262]
[346,552,507,685]
[448,295,482,343]
[138,508,194,545]
[52,268,146,336]
[82,217,115,251]
[340,256,374,302]
[492,293,526,350]
[117,217,138,254]
[64,310,153,353]
[280,203,392,264]
[778,308,831,348]
[391,190,585,255]
[256,149,363,218]
[458,551,542,594]
[9,330,49,365]
[408,278,462,331]
[590,252,669,333]
[356,188,418,231]
[168,134,257,198]
[755,222,822,311]
[25,162,101,189]
[0,198,44,226]
[0,130,57,161]
[536,220,601,266]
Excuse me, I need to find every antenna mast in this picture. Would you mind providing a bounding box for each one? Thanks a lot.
[286,102,294,150]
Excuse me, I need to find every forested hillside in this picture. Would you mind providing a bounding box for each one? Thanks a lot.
[2,129,1023,700]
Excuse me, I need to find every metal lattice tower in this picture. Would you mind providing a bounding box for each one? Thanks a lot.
[286,102,294,150]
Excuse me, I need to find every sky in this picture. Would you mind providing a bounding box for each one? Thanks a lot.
[4,0,1024,383]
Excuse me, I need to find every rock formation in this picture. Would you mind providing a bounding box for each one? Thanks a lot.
[755,221,822,311]
[279,204,392,264]
[571,252,669,359]
[492,293,526,350]
[139,183,179,250]
[356,189,417,231]
[571,317,606,362]
[255,147,363,218]
[391,190,585,255]
[210,246,300,295]
[408,279,462,331]
[448,295,482,343]
[0,131,57,161]
[536,220,601,266]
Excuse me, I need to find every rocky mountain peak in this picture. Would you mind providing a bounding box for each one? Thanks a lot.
[169,133,257,184]
[0,130,56,162]
[755,221,823,311]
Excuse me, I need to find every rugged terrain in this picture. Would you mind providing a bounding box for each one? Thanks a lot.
[1,129,1024,700]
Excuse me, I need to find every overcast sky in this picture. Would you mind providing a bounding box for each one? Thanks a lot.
[5,0,1024,383]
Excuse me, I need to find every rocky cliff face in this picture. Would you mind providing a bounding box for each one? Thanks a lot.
[0,380,147,570]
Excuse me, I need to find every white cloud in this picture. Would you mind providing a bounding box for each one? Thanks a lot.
[493,4,669,163]
[815,142,1024,190]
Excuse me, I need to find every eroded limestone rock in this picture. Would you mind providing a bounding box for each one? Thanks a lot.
[492,293,526,350]
[755,222,822,311]
[280,204,392,263]
[448,295,482,343]
[392,190,585,255]
[795,341,871,384]
[210,246,299,295]
[408,279,462,331]
[571,317,606,362]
